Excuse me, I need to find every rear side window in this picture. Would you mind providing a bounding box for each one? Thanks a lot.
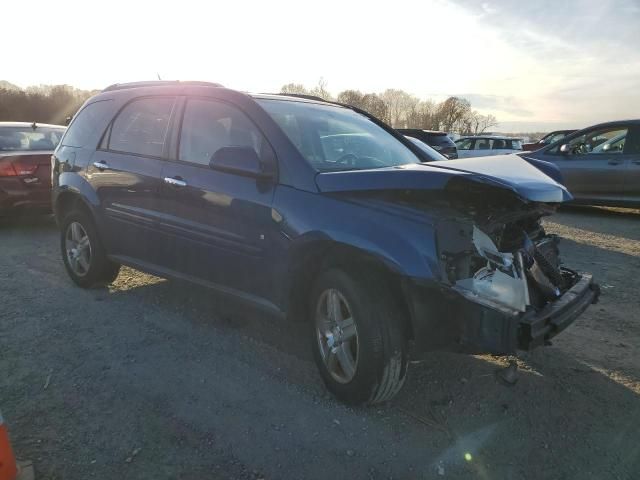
[109,97,175,157]
[179,98,265,166]
[62,100,114,148]
[474,138,491,150]
[429,135,456,147]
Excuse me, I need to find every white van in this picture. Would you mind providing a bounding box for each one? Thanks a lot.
[455,136,523,158]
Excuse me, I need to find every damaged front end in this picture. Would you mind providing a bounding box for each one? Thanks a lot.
[433,184,600,354]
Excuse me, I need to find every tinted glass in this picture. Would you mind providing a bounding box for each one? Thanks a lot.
[0,127,65,151]
[179,99,264,166]
[258,99,420,171]
[62,100,113,148]
[428,135,456,147]
[109,97,174,157]
[474,138,491,150]
[491,139,507,149]
[455,138,473,150]
[405,136,447,161]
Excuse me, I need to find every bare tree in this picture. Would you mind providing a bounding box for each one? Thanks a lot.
[337,89,365,108]
[0,84,94,124]
[406,100,437,129]
[310,77,332,100]
[380,89,419,127]
[360,93,389,122]
[280,83,310,95]
[476,113,498,134]
[436,96,471,133]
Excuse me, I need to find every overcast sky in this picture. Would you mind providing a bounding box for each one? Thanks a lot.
[5,0,639,131]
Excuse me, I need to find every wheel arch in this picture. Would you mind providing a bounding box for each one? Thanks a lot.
[284,239,415,341]
[54,190,95,224]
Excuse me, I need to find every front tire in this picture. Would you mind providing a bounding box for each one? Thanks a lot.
[60,209,120,288]
[310,268,409,405]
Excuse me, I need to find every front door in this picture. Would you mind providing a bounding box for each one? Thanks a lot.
[621,125,640,203]
[90,96,176,264]
[549,124,631,202]
[156,97,278,303]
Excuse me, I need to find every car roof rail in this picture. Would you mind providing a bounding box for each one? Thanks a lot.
[102,80,223,92]
[274,93,329,102]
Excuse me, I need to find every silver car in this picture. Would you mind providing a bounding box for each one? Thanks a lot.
[519,120,640,207]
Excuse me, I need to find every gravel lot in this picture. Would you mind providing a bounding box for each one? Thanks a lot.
[1,207,639,479]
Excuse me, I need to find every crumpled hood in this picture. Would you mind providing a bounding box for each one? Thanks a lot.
[315,155,572,203]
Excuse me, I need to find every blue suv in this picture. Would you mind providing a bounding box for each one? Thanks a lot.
[52,81,599,404]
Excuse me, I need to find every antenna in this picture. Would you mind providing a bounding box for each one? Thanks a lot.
[157,73,162,80]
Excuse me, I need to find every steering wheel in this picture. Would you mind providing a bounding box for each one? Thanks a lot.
[336,153,358,167]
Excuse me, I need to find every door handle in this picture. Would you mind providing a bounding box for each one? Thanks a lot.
[607,160,622,165]
[632,160,640,165]
[164,177,187,187]
[93,161,111,170]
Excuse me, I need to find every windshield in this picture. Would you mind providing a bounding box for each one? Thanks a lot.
[257,99,420,171]
[0,126,65,152]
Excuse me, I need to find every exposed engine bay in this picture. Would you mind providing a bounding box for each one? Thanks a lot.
[435,185,580,315]
[448,225,578,313]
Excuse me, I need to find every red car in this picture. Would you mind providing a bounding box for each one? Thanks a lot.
[0,122,66,216]
[522,129,576,151]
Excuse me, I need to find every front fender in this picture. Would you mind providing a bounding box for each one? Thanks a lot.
[274,186,440,281]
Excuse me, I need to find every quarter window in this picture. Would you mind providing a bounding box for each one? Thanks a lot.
[108,97,174,157]
[179,99,265,166]
[62,100,114,148]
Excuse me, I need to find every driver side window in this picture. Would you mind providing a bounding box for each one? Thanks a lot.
[179,99,265,166]
[557,127,628,156]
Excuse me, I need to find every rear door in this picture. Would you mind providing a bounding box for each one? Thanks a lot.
[90,96,176,264]
[470,138,493,157]
[455,138,474,158]
[490,139,512,156]
[155,97,278,301]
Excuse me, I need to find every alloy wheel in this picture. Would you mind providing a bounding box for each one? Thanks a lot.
[315,288,359,384]
[65,221,92,277]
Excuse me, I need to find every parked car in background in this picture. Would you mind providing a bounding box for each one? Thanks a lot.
[404,136,448,161]
[455,135,523,158]
[0,122,66,216]
[52,81,598,405]
[519,120,640,207]
[522,130,577,151]
[396,129,458,158]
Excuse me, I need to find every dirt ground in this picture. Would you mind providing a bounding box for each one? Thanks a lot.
[1,206,639,480]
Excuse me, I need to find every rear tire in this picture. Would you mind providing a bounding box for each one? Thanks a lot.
[60,209,120,288]
[310,268,409,405]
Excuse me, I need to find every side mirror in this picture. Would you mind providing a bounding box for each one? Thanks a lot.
[65,116,72,126]
[559,144,571,154]
[209,146,273,179]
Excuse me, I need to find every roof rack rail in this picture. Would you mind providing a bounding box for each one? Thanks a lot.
[102,80,223,92]
[275,93,328,102]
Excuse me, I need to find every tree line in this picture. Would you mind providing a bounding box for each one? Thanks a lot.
[0,82,96,125]
[0,79,498,135]
[281,80,498,135]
